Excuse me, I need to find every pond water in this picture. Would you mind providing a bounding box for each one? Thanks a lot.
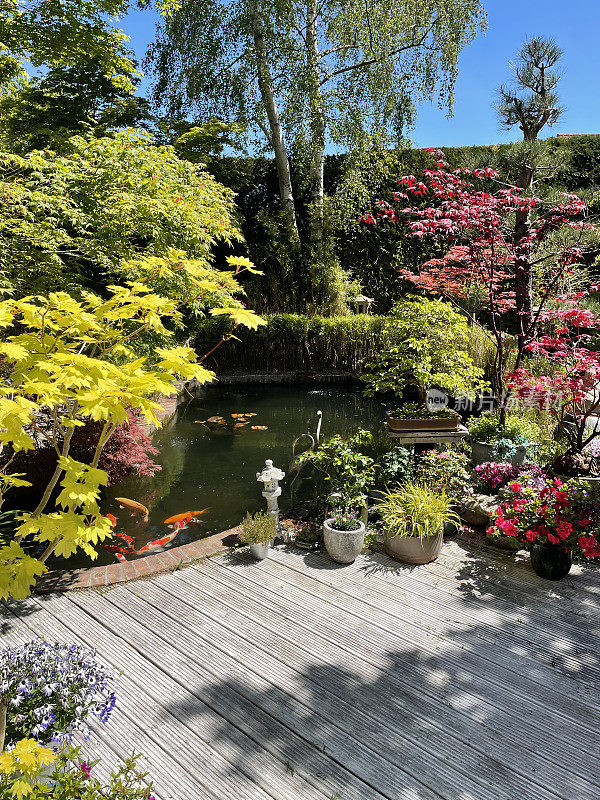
[53,384,383,568]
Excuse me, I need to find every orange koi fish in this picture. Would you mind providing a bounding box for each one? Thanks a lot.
[115,497,149,522]
[115,553,127,563]
[163,509,208,525]
[102,543,134,555]
[115,532,134,545]
[105,513,117,527]
[137,531,178,554]
[251,425,269,430]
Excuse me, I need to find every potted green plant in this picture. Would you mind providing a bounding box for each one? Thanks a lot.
[413,449,473,535]
[323,512,366,564]
[467,412,543,466]
[377,482,459,564]
[239,511,277,560]
[385,403,461,433]
[295,431,375,520]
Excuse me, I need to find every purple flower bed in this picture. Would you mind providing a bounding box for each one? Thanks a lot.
[0,641,115,747]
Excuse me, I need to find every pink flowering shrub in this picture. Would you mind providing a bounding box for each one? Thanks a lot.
[474,461,544,494]
[488,476,600,557]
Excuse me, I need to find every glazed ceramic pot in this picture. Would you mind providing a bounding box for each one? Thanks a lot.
[471,441,527,466]
[530,543,572,581]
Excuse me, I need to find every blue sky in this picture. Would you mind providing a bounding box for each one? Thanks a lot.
[122,0,600,148]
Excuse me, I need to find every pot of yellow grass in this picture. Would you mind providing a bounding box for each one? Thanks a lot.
[377,482,459,565]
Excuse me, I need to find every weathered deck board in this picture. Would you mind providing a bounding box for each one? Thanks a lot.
[2,537,599,800]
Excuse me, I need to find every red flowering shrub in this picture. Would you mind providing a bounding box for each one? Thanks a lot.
[507,310,600,461]
[488,476,600,557]
[363,148,596,427]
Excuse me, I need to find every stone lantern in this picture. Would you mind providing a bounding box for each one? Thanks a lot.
[355,294,375,314]
[256,459,286,538]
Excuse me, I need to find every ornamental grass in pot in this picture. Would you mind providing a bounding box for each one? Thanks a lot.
[240,511,277,560]
[487,476,600,580]
[377,483,459,565]
[323,512,366,564]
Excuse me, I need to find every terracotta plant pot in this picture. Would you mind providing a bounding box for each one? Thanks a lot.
[323,519,366,564]
[386,410,461,433]
[530,543,572,581]
[384,527,444,565]
[470,441,527,466]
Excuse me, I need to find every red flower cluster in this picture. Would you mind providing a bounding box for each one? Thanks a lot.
[489,477,600,557]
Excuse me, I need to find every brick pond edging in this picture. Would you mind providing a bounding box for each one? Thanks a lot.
[35,528,240,594]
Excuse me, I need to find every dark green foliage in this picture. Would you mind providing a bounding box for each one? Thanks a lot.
[551,135,600,190]
[207,136,600,313]
[0,58,152,153]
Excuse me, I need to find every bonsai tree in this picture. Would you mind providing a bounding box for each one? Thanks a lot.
[361,297,486,402]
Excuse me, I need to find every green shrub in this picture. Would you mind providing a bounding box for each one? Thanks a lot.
[240,511,277,544]
[0,744,154,800]
[296,430,376,512]
[413,449,473,503]
[361,298,487,400]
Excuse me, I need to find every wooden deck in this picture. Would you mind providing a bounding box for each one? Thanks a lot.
[2,536,600,800]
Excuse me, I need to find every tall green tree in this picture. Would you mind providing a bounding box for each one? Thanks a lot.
[0,0,138,89]
[146,0,486,308]
[496,37,564,345]
[0,58,152,153]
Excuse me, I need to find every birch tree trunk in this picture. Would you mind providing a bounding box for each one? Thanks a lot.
[249,0,300,247]
[306,0,326,255]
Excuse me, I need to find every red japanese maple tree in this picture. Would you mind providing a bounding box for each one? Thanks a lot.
[362,149,597,439]
[509,301,600,468]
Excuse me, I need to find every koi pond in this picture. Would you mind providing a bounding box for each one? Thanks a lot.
[53,384,383,568]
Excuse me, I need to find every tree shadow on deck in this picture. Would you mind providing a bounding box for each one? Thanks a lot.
[160,542,600,800]
[1,597,44,636]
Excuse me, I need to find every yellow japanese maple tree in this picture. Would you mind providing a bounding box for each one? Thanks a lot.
[0,256,264,600]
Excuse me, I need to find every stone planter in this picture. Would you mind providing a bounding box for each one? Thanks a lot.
[323,519,366,564]
[459,493,501,528]
[384,527,444,565]
[386,410,461,432]
[249,541,271,560]
[471,441,527,466]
